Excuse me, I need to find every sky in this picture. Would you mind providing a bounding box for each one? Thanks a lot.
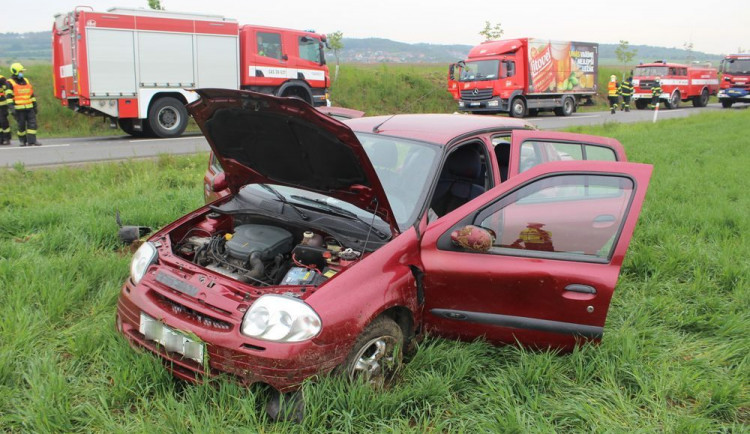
[13,0,750,55]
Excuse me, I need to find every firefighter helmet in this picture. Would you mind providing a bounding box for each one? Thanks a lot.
[10,63,25,75]
[655,76,661,82]
[610,75,616,81]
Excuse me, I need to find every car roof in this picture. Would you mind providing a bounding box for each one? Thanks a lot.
[343,114,533,145]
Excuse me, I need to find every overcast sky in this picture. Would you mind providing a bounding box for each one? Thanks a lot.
[14,0,750,55]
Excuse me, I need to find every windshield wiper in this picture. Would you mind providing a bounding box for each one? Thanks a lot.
[290,195,388,239]
[259,184,308,221]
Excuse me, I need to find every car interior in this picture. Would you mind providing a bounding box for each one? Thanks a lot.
[430,142,489,217]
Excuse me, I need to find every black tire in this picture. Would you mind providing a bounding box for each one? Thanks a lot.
[693,89,709,107]
[554,97,575,116]
[118,118,153,138]
[147,97,188,138]
[666,91,680,109]
[721,100,733,108]
[635,100,648,110]
[339,317,404,387]
[510,98,527,118]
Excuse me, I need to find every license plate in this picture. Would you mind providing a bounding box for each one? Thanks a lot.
[139,313,205,364]
[469,102,480,106]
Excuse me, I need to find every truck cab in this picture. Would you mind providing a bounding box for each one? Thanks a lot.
[718,54,750,108]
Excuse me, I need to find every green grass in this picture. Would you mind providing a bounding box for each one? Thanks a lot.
[0,110,747,431]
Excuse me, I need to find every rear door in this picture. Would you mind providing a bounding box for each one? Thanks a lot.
[419,161,651,349]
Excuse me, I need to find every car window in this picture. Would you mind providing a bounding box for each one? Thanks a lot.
[475,174,634,262]
[257,32,282,60]
[492,134,512,182]
[430,141,492,218]
[298,36,321,64]
[519,141,617,173]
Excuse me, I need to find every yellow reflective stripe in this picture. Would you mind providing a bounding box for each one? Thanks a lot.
[17,131,26,136]
[26,129,37,134]
[1,128,10,133]
[15,104,34,109]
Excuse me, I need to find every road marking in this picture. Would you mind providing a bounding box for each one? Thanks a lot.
[129,136,202,143]
[0,144,70,150]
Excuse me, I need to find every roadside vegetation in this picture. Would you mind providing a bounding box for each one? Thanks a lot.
[0,109,747,431]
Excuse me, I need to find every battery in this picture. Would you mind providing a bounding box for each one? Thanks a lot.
[280,267,327,286]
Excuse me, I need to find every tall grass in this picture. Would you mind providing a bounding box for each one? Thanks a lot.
[0,110,747,431]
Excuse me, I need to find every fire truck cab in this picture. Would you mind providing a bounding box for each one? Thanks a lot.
[718,54,750,108]
[631,60,718,109]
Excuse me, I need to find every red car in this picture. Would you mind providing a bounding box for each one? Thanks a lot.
[204,106,366,203]
[117,89,650,412]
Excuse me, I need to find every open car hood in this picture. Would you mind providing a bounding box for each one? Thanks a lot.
[188,89,398,235]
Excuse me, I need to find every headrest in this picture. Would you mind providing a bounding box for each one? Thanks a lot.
[446,146,481,179]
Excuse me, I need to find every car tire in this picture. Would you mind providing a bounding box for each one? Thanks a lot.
[339,317,403,387]
[635,100,648,110]
[666,91,680,109]
[510,98,527,118]
[554,97,575,116]
[721,100,733,108]
[148,97,188,138]
[692,89,709,107]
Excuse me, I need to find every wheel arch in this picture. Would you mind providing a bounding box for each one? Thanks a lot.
[276,80,314,105]
[147,91,189,116]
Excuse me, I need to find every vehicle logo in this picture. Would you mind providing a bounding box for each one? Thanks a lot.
[473,88,479,95]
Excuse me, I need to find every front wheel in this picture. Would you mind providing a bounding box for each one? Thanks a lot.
[340,317,403,387]
[510,98,527,118]
[693,89,709,107]
[635,100,648,110]
[721,100,733,108]
[666,91,680,109]
[148,97,188,138]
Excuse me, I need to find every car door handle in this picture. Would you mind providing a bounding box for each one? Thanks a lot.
[592,214,616,228]
[565,284,597,294]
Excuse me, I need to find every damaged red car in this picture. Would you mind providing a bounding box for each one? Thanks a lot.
[116,89,651,406]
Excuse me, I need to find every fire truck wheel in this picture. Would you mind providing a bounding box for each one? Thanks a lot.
[721,100,733,108]
[148,97,188,138]
[510,98,527,118]
[666,91,680,109]
[635,100,648,110]
[693,89,709,107]
[117,119,152,137]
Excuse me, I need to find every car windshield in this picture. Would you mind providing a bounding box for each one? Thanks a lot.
[633,66,668,77]
[459,60,500,82]
[237,133,440,232]
[722,58,750,75]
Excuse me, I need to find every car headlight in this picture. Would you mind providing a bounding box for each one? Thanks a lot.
[130,242,157,284]
[241,295,321,342]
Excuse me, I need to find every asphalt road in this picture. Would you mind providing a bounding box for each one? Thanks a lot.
[0,102,738,168]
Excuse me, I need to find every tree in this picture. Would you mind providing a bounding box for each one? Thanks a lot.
[683,41,694,63]
[326,31,344,82]
[479,21,503,41]
[147,0,164,10]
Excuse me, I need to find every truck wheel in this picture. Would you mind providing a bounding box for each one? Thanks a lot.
[554,98,575,116]
[721,100,733,108]
[510,98,527,118]
[118,119,143,137]
[339,317,403,387]
[148,97,188,138]
[692,89,709,107]
[635,100,648,110]
[666,91,680,109]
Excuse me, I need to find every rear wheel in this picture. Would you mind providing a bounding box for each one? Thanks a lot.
[666,91,680,109]
[554,97,575,116]
[693,89,709,107]
[148,97,188,138]
[721,100,733,108]
[510,98,527,118]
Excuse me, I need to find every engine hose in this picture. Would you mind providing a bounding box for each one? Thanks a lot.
[246,252,264,278]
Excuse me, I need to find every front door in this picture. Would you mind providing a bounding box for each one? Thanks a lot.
[419,161,652,350]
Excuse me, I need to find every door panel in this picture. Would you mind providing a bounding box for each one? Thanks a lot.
[419,161,652,350]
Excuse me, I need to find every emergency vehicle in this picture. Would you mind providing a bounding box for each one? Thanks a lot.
[448,38,599,118]
[631,60,718,109]
[52,7,329,137]
[718,54,750,108]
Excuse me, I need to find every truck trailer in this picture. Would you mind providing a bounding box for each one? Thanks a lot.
[448,38,598,118]
[52,7,329,137]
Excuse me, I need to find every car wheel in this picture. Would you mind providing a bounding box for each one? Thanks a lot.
[635,100,648,110]
[148,97,188,138]
[510,98,527,118]
[340,317,403,387]
[721,100,733,108]
[666,91,680,109]
[693,89,709,107]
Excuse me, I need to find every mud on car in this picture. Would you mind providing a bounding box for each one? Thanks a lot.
[116,89,651,416]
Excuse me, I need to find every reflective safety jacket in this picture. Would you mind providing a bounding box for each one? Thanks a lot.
[0,75,7,106]
[6,77,36,109]
[607,81,619,97]
[651,83,662,97]
[618,80,634,97]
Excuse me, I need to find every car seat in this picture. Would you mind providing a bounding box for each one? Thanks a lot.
[431,146,485,216]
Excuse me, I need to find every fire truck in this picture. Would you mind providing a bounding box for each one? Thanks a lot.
[52,7,329,137]
[631,60,718,109]
[448,38,599,118]
[718,54,750,108]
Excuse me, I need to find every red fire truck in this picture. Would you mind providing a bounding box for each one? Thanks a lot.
[448,38,599,118]
[718,54,750,108]
[631,60,718,109]
[52,7,329,137]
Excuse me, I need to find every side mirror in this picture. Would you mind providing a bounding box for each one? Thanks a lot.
[211,171,228,193]
[448,63,455,80]
[450,225,495,253]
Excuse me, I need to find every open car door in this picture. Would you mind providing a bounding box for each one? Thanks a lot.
[419,160,652,350]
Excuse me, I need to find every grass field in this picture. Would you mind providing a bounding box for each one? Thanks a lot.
[0,108,747,431]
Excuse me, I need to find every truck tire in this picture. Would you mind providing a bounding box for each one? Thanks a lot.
[510,98,527,118]
[666,91,680,109]
[148,97,188,138]
[554,97,575,116]
[118,119,153,138]
[635,100,648,110]
[692,89,709,107]
[721,100,733,108]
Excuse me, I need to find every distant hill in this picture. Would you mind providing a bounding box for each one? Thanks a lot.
[0,31,726,66]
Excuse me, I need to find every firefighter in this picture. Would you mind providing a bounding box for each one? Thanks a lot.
[649,76,662,110]
[0,71,10,145]
[607,74,619,114]
[618,75,634,112]
[5,63,41,146]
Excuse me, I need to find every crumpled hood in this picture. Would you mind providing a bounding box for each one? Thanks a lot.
[188,89,398,235]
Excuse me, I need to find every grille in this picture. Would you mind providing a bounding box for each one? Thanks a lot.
[150,292,232,331]
[639,80,656,90]
[461,89,494,101]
